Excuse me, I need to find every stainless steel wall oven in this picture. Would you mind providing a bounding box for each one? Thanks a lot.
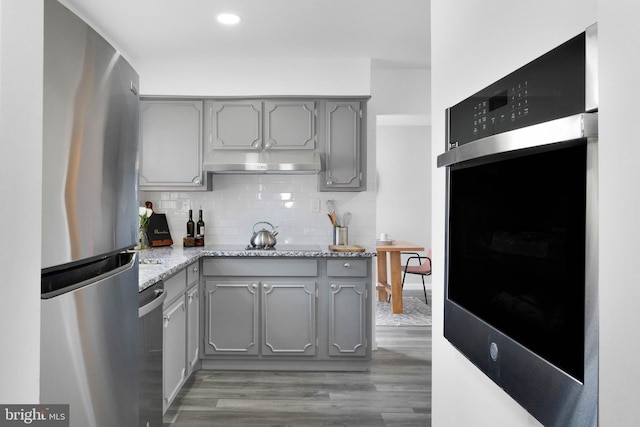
[437,25,598,427]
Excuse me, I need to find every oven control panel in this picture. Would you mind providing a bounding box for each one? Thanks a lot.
[449,32,587,147]
[473,81,530,136]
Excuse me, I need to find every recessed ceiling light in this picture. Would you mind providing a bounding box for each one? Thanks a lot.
[217,13,241,25]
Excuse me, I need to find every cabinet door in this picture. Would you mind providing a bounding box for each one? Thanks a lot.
[264,101,316,150]
[204,281,259,355]
[211,100,262,149]
[319,101,364,191]
[186,284,199,375]
[328,282,367,357]
[262,282,316,356]
[163,297,186,410]
[186,261,199,287]
[139,100,205,189]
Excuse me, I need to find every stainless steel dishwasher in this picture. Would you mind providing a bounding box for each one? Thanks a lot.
[138,282,166,427]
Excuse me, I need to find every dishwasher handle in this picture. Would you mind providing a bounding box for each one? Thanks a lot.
[139,289,166,318]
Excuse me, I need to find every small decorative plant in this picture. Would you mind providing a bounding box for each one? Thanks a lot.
[139,206,153,230]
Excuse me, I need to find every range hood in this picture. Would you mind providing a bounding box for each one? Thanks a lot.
[203,150,321,174]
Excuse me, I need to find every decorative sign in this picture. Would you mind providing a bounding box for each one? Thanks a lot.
[147,213,173,247]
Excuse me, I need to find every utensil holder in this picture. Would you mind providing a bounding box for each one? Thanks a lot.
[333,226,348,245]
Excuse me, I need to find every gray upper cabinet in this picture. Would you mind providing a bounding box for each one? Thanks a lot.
[139,99,207,190]
[210,100,316,151]
[210,100,262,149]
[264,101,316,150]
[138,97,366,191]
[318,100,366,192]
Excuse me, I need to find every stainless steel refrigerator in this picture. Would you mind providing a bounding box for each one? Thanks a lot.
[40,2,141,426]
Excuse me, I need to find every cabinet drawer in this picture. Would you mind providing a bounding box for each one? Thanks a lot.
[187,261,199,286]
[164,268,187,305]
[202,258,317,277]
[327,259,368,277]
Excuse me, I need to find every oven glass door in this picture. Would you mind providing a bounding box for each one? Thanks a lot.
[447,142,587,381]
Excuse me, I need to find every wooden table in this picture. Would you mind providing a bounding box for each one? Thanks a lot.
[376,241,425,314]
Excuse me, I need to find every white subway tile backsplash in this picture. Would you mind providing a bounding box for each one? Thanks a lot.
[141,174,375,247]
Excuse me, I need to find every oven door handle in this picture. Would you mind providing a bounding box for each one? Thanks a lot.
[139,289,166,318]
[437,113,598,168]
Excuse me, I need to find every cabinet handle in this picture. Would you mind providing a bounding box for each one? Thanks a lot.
[252,283,258,289]
[163,314,170,327]
[331,284,337,289]
[194,178,201,185]
[344,262,351,268]
[252,141,262,149]
[263,284,269,289]
[193,267,199,273]
[264,140,273,149]
[326,179,334,186]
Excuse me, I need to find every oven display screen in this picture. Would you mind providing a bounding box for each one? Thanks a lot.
[489,90,508,112]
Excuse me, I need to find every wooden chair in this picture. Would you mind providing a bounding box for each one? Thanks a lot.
[400,248,432,305]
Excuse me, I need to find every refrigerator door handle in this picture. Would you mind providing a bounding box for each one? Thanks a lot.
[139,289,166,318]
[42,252,137,299]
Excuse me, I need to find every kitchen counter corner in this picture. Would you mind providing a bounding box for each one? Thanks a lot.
[137,245,376,292]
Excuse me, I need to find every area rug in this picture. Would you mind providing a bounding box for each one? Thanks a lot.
[376,297,432,326]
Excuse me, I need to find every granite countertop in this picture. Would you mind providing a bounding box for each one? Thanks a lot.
[137,244,377,292]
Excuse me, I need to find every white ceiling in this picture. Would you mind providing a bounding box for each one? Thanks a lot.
[62,0,430,69]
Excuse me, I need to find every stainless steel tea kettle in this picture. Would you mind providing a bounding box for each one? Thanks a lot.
[249,221,278,248]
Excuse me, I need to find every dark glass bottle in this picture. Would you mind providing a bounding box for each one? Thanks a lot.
[197,209,205,237]
[186,210,195,237]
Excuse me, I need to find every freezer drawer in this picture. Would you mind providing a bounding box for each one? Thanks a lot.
[40,252,139,427]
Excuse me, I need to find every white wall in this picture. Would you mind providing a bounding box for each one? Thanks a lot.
[370,69,431,117]
[431,1,597,426]
[598,2,640,425]
[137,57,372,97]
[371,69,431,286]
[0,0,43,403]
[375,124,431,285]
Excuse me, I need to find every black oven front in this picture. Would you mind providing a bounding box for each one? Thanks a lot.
[438,24,598,427]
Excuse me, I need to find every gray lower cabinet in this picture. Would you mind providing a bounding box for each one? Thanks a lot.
[261,281,316,355]
[326,259,369,357]
[139,99,207,190]
[162,261,200,413]
[186,281,200,375]
[201,256,371,370]
[328,281,367,357]
[204,281,260,355]
[204,279,317,356]
[162,274,186,412]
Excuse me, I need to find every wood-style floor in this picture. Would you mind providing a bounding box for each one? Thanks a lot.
[164,289,432,427]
